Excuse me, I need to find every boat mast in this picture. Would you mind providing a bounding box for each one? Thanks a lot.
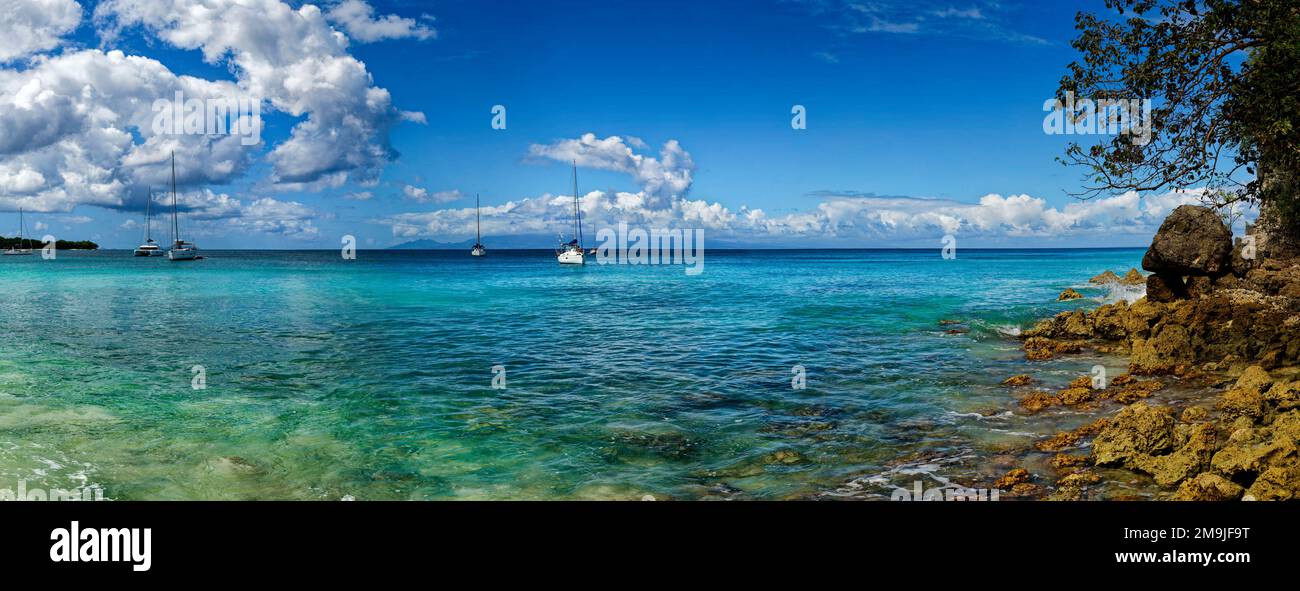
[145,189,152,243]
[170,152,179,245]
[476,194,481,244]
[19,207,28,250]
[572,161,582,249]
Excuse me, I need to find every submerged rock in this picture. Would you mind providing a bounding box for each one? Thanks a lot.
[1001,374,1034,387]
[1141,204,1233,276]
[1006,482,1043,498]
[1019,391,1059,413]
[1057,470,1101,487]
[210,455,264,477]
[1035,418,1110,452]
[605,431,703,461]
[1050,454,1090,469]
[763,449,807,465]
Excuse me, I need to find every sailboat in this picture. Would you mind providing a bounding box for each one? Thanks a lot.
[133,189,163,256]
[3,208,33,255]
[470,194,486,257]
[166,152,200,261]
[556,161,584,265]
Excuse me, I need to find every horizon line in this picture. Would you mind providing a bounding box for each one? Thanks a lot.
[80,246,1151,252]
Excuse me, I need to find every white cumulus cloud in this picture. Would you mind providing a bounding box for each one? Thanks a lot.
[528,133,695,209]
[0,0,82,63]
[325,0,435,43]
[402,185,463,204]
[93,0,425,187]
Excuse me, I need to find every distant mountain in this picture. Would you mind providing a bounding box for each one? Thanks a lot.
[388,234,557,250]
[388,238,473,250]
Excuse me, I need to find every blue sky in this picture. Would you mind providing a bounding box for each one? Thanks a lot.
[0,0,1226,249]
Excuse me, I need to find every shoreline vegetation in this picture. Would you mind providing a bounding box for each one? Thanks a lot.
[999,205,1300,501]
[0,236,98,250]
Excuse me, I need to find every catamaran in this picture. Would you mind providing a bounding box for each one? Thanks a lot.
[133,189,163,256]
[471,194,486,257]
[556,161,584,265]
[3,208,33,256]
[166,152,200,261]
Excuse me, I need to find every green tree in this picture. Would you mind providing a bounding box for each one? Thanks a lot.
[1060,0,1300,237]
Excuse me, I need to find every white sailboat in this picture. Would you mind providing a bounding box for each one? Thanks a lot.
[133,189,163,256]
[166,152,200,261]
[3,208,33,256]
[556,161,584,265]
[470,193,486,257]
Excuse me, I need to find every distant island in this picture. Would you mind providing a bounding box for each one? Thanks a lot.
[0,236,99,250]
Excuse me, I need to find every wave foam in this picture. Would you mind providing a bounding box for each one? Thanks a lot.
[1100,281,1146,304]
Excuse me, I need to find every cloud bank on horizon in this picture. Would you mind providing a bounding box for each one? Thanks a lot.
[390,131,1232,247]
[0,0,1243,247]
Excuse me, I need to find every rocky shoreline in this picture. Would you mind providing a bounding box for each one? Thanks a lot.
[997,205,1300,501]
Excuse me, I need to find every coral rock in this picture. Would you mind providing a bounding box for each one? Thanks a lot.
[1121,268,1146,285]
[1050,454,1090,469]
[1024,337,1082,361]
[1001,374,1033,387]
[1019,391,1059,413]
[1181,406,1210,423]
[994,468,1030,490]
[1173,473,1244,501]
[1090,270,1121,284]
[1243,466,1300,500]
[1092,403,1176,466]
[1129,324,1194,375]
[1035,418,1110,452]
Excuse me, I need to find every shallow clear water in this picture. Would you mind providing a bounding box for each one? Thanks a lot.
[0,248,1146,500]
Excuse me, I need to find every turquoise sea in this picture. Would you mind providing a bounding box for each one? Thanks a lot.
[0,248,1152,500]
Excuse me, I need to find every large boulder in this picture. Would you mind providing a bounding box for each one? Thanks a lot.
[1141,205,1233,276]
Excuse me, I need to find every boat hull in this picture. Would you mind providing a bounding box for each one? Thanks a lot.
[3,250,33,256]
[471,246,486,257]
[557,250,584,265]
[168,248,199,261]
